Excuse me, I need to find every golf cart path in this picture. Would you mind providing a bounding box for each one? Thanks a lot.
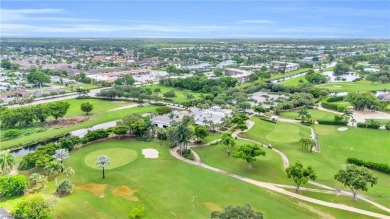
[170,148,390,219]
[182,119,390,217]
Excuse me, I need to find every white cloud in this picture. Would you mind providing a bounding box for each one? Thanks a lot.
[0,8,98,22]
[240,20,277,24]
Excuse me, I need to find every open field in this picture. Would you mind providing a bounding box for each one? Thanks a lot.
[0,139,376,218]
[280,75,308,86]
[244,117,390,208]
[143,84,202,103]
[279,109,338,121]
[1,100,158,150]
[270,68,311,80]
[193,139,289,184]
[316,80,390,92]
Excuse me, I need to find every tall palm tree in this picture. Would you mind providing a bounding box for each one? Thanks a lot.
[145,119,155,140]
[0,152,16,178]
[173,121,193,154]
[53,149,69,172]
[96,155,110,179]
[44,160,63,186]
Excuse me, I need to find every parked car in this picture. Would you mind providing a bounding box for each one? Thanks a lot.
[267,144,273,149]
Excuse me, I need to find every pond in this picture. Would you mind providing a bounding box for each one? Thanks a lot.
[10,120,120,157]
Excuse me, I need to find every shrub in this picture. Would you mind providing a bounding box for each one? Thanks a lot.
[112,126,129,135]
[1,129,22,140]
[347,158,390,174]
[0,175,29,197]
[19,143,59,170]
[385,121,390,130]
[356,122,380,129]
[128,204,145,219]
[180,149,195,160]
[317,120,348,126]
[259,117,277,123]
[327,96,344,102]
[56,179,73,195]
[156,106,172,115]
[12,194,52,219]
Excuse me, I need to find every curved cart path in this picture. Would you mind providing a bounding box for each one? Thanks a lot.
[181,118,390,218]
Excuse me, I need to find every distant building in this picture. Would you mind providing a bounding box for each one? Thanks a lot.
[216,60,237,68]
[0,89,30,100]
[364,68,380,72]
[184,62,212,71]
[224,68,251,83]
[151,106,232,128]
[270,61,299,72]
[378,93,390,101]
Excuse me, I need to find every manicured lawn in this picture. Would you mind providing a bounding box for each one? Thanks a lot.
[84,148,138,169]
[270,68,311,80]
[280,75,308,86]
[316,80,390,92]
[244,117,390,208]
[199,132,220,144]
[0,139,374,218]
[286,189,390,216]
[63,98,131,118]
[193,139,290,184]
[144,84,201,103]
[280,109,338,121]
[1,104,158,150]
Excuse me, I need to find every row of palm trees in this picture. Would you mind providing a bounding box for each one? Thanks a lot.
[299,138,316,153]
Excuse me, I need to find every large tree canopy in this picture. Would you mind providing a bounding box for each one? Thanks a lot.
[346,91,382,111]
[26,71,51,85]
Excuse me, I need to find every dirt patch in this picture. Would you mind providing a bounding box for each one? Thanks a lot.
[112,185,138,201]
[75,183,107,196]
[46,116,89,128]
[202,202,223,211]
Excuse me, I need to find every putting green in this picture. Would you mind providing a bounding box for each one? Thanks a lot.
[266,123,302,143]
[84,148,138,170]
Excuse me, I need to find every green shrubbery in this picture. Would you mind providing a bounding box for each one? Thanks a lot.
[347,158,390,174]
[356,122,381,129]
[1,127,47,141]
[0,175,29,197]
[81,129,109,144]
[317,120,348,126]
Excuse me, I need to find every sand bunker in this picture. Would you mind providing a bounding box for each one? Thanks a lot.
[337,127,348,131]
[142,149,159,158]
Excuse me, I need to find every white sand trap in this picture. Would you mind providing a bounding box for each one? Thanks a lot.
[333,85,342,87]
[142,149,159,159]
[337,127,348,131]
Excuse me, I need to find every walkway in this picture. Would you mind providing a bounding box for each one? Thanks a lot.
[178,118,390,218]
[170,148,390,219]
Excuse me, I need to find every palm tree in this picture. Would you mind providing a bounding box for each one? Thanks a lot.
[173,121,193,154]
[168,112,175,125]
[145,119,155,140]
[297,107,308,120]
[351,118,357,126]
[96,155,110,179]
[0,152,16,178]
[44,160,63,186]
[53,149,69,172]
[342,108,353,118]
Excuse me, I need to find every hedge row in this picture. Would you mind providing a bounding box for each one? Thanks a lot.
[321,98,346,112]
[356,122,380,129]
[317,120,348,126]
[327,96,344,102]
[347,158,390,174]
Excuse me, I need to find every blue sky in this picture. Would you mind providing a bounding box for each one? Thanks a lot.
[1,1,389,38]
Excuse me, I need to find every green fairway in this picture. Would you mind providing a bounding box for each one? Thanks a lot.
[266,123,303,143]
[244,118,390,208]
[0,139,375,218]
[280,75,308,86]
[144,84,201,103]
[193,139,290,184]
[84,148,138,170]
[316,80,390,92]
[63,98,131,118]
[270,68,311,80]
[279,109,338,121]
[1,103,158,150]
